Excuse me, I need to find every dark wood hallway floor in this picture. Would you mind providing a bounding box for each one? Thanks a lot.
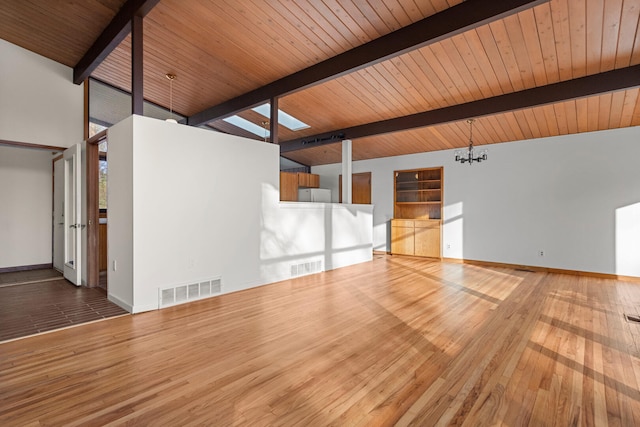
[0,270,128,342]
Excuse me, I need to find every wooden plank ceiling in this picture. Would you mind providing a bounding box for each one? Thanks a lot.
[1,0,639,166]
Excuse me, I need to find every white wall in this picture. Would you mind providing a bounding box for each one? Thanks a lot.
[0,146,53,268]
[107,116,373,313]
[0,39,84,148]
[313,126,640,278]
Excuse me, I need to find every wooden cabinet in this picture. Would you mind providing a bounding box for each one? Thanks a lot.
[392,167,442,258]
[280,172,298,201]
[298,172,319,188]
[280,172,320,201]
[394,167,442,220]
[391,220,415,255]
[414,220,440,257]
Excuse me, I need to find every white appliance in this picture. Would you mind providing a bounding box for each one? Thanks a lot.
[298,188,331,202]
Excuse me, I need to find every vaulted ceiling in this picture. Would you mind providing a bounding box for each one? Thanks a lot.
[1,0,639,165]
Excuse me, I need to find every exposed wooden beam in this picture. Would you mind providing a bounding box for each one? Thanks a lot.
[131,15,144,115]
[270,97,279,144]
[188,0,548,126]
[73,0,160,84]
[280,65,640,153]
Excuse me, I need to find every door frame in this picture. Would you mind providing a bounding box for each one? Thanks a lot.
[85,130,105,287]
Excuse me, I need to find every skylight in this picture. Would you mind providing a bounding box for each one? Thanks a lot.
[223,115,269,138]
[252,104,310,131]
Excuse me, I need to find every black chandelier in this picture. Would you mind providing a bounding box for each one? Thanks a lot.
[454,119,487,164]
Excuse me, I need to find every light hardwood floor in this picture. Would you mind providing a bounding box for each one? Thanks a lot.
[1,255,640,426]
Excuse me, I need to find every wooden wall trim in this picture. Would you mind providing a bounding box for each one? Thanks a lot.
[87,130,107,145]
[442,257,640,283]
[0,139,65,152]
[86,141,100,287]
[0,263,54,274]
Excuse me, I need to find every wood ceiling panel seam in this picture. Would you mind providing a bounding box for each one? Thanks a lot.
[529,106,550,137]
[379,0,414,29]
[614,0,640,68]
[419,45,468,105]
[575,98,590,133]
[563,99,579,134]
[403,51,452,107]
[451,33,499,98]
[386,55,441,110]
[350,0,394,34]
[551,103,569,135]
[511,110,535,139]
[487,111,515,142]
[533,3,561,84]
[293,0,355,52]
[586,96,601,133]
[597,92,614,130]
[567,0,588,78]
[502,14,538,88]
[541,104,560,136]
[476,115,502,143]
[518,8,549,86]
[608,90,628,128]
[370,61,428,114]
[366,0,403,32]
[438,36,488,99]
[585,0,606,75]
[267,0,344,58]
[549,0,573,81]
[377,60,432,111]
[223,0,326,70]
[600,0,623,72]
[503,111,528,140]
[473,25,516,94]
[463,30,504,96]
[487,20,526,92]
[619,88,640,126]
[521,108,543,138]
[343,69,412,120]
[306,0,365,49]
[393,0,430,24]
[371,63,431,116]
[427,42,476,104]
[329,0,383,42]
[631,17,640,66]
[344,68,413,118]
[632,90,640,124]
[321,78,387,124]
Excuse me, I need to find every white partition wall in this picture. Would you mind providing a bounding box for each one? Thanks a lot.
[107,116,373,313]
[313,126,640,278]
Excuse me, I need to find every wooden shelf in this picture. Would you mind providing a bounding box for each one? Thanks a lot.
[392,167,442,258]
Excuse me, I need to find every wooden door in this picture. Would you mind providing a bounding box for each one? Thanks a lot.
[339,172,371,204]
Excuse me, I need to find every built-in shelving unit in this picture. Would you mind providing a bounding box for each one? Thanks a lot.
[392,167,442,258]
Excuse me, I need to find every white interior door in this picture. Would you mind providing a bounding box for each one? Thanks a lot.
[53,157,64,271]
[63,144,82,285]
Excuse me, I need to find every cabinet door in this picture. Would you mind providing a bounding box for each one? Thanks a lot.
[391,225,414,255]
[414,221,440,258]
[280,172,298,201]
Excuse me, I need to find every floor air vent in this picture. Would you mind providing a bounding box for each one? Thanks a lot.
[291,260,323,277]
[159,277,222,308]
[624,313,640,323]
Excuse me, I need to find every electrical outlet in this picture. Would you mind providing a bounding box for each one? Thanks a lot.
[446,243,451,249]
[538,250,544,257]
